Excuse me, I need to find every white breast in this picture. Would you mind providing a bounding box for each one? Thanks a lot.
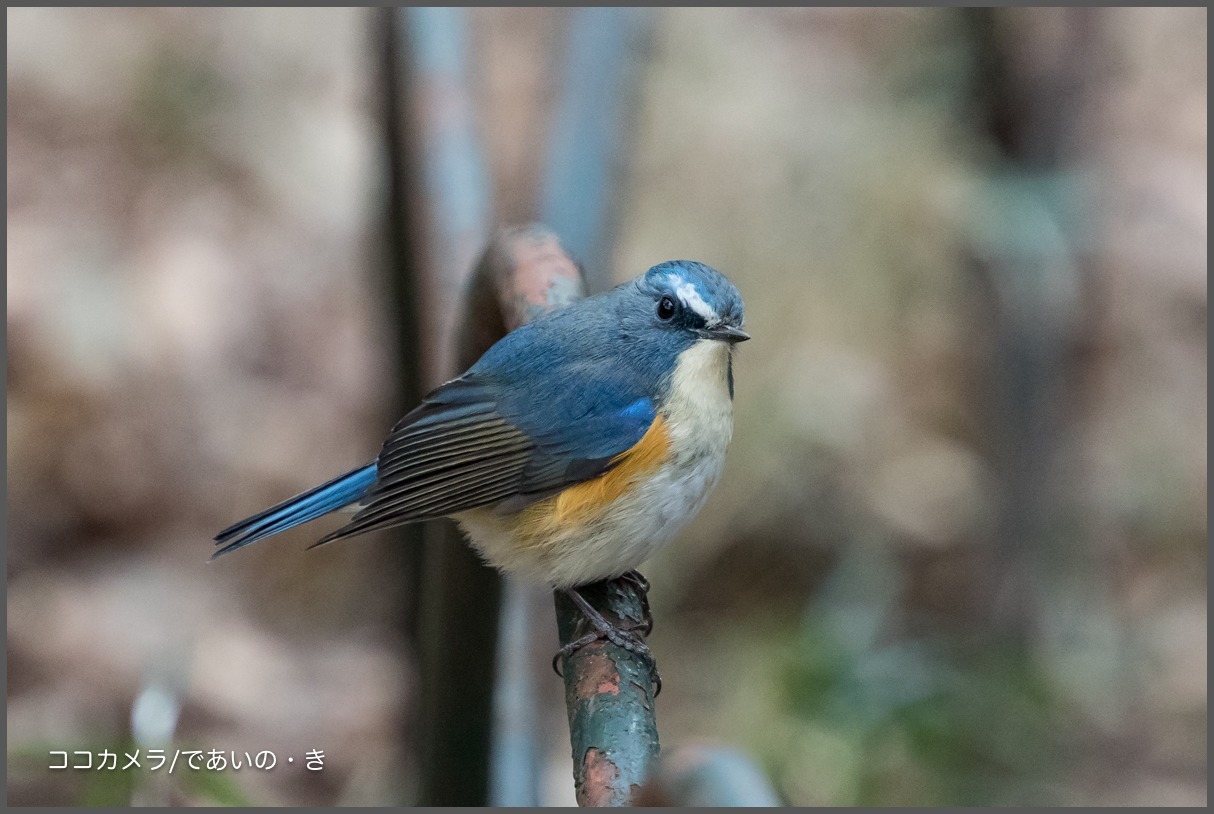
[663,337,735,467]
[626,338,734,549]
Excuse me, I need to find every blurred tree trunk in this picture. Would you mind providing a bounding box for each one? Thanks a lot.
[960,14,1149,776]
[382,8,500,805]
[961,7,1101,643]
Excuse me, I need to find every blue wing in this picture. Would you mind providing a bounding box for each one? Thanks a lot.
[314,317,659,544]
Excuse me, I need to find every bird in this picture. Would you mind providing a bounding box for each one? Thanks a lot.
[213,259,747,669]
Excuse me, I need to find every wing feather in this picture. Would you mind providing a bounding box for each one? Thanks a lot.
[377,425,528,480]
[316,335,661,546]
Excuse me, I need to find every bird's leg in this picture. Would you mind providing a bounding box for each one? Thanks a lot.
[552,576,661,695]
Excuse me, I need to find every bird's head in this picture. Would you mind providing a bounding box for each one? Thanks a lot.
[632,260,748,345]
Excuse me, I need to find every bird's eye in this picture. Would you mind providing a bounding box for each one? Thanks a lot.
[657,295,677,321]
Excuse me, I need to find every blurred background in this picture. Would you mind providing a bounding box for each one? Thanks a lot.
[6,7,1206,807]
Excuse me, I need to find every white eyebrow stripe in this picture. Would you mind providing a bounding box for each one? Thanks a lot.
[667,274,719,323]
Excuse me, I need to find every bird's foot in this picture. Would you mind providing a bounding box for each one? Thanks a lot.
[553,581,662,696]
[619,569,654,636]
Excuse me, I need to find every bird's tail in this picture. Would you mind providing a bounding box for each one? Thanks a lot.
[212,464,377,559]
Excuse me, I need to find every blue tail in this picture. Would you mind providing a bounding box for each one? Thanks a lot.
[212,464,377,558]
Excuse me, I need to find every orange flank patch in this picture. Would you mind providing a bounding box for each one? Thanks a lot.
[517,415,671,539]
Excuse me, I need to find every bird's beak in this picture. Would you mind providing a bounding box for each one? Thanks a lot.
[698,324,751,343]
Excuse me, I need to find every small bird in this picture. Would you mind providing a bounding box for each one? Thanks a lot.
[214,260,747,663]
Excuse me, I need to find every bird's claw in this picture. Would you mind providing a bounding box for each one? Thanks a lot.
[552,576,662,695]
[552,621,662,696]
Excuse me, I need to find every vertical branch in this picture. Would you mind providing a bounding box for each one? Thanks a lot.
[401,6,495,386]
[555,580,661,807]
[390,7,497,806]
[540,7,653,290]
[456,225,590,807]
[374,1,427,655]
[538,8,661,805]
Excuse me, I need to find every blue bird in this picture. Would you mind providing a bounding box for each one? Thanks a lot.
[214,260,747,661]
